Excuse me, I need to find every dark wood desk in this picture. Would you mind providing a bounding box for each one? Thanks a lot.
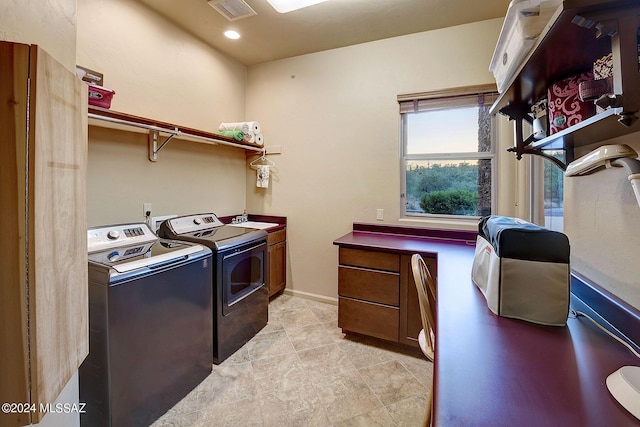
[335,224,640,426]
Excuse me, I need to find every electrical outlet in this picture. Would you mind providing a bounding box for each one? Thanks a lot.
[376,209,384,221]
[143,203,152,218]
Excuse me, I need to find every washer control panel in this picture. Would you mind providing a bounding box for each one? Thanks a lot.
[167,213,224,235]
[88,223,157,253]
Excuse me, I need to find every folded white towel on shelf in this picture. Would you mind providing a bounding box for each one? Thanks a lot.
[220,122,263,146]
[219,121,261,135]
[256,165,270,188]
[247,121,261,134]
[243,132,259,144]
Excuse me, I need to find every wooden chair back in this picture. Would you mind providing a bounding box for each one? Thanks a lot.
[411,254,437,360]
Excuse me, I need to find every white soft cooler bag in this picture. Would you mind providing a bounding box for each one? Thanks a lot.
[471,216,570,326]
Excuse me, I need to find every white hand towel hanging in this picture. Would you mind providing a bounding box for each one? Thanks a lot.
[256,165,270,188]
[250,152,275,188]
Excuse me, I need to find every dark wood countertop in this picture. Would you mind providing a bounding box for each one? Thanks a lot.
[334,225,640,426]
[333,230,475,257]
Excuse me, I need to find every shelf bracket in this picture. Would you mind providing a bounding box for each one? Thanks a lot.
[148,128,179,162]
[501,105,568,171]
[498,104,533,125]
[501,105,534,159]
[507,145,568,171]
[500,104,534,160]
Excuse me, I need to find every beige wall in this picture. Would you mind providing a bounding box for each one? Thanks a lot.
[565,132,640,310]
[77,0,250,225]
[77,0,246,131]
[245,19,508,300]
[0,0,77,71]
[87,127,247,226]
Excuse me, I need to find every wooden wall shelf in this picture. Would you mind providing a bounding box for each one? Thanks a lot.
[88,106,264,161]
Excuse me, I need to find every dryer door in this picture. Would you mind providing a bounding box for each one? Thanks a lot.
[221,239,267,316]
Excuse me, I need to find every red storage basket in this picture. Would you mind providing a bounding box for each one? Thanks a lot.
[87,83,115,109]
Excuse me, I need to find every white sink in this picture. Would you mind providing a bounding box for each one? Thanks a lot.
[228,221,280,230]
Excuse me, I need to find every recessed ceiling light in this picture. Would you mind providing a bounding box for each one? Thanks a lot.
[265,0,329,13]
[224,30,241,39]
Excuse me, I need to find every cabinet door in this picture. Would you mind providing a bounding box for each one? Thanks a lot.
[0,42,88,426]
[29,44,89,423]
[268,241,286,296]
[399,254,437,348]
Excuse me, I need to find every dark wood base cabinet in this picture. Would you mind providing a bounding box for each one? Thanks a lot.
[267,228,286,297]
[337,247,436,348]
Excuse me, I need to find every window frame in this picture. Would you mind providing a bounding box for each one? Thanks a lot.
[531,150,565,232]
[399,85,498,221]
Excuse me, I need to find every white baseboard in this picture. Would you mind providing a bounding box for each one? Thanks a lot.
[282,288,338,305]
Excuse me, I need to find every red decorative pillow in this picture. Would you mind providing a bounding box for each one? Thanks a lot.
[547,72,595,134]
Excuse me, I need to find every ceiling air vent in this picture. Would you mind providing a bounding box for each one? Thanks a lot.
[208,0,257,21]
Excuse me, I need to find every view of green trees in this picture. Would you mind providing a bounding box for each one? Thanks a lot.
[405,157,564,217]
[420,189,478,215]
[544,158,564,208]
[406,162,479,215]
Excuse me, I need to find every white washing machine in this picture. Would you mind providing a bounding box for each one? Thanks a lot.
[80,222,213,427]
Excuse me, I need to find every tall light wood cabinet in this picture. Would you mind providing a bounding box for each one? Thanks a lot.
[0,41,88,427]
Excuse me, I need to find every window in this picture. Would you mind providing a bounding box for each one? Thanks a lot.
[538,150,565,232]
[399,87,498,219]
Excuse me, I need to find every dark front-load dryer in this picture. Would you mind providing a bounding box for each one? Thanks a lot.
[158,213,268,363]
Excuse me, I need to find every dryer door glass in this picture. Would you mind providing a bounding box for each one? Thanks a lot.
[222,240,266,315]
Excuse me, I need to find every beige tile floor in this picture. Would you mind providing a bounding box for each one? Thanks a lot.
[152,294,432,427]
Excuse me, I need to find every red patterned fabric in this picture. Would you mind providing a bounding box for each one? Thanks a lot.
[547,72,595,134]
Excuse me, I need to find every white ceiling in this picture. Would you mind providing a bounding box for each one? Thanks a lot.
[136,0,511,66]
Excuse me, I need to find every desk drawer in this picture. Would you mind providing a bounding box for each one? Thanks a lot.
[339,248,399,272]
[339,266,399,306]
[338,297,399,342]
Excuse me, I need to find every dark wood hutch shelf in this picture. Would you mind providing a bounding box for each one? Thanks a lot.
[491,0,640,167]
